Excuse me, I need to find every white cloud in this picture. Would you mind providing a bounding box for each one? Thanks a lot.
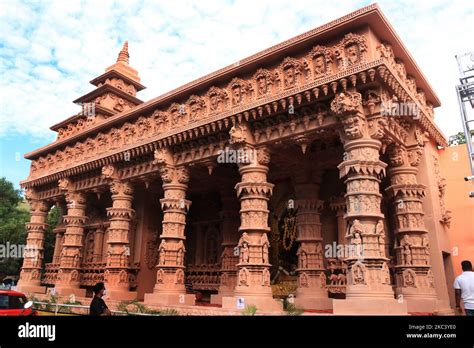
[0,0,472,142]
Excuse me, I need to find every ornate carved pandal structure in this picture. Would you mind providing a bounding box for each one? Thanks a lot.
[18,5,455,314]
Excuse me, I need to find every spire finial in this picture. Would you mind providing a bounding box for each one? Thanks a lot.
[117,41,129,64]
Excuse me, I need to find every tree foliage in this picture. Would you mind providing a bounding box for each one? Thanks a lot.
[448,131,467,146]
[0,178,29,277]
[0,177,58,278]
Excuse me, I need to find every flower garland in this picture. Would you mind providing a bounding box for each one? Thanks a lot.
[281,214,297,251]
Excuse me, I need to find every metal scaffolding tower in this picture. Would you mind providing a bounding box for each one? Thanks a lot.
[455,52,474,180]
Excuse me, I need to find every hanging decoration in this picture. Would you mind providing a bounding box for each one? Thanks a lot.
[280,208,298,251]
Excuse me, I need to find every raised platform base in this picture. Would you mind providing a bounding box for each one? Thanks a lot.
[54,287,87,298]
[105,290,138,301]
[210,291,235,305]
[404,298,437,313]
[210,294,223,305]
[144,293,196,306]
[222,296,283,312]
[294,297,333,311]
[434,300,455,315]
[332,298,408,315]
[17,284,47,295]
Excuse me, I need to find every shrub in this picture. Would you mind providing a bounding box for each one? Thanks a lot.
[241,305,257,316]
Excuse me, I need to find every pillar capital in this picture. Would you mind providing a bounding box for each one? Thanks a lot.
[24,188,51,215]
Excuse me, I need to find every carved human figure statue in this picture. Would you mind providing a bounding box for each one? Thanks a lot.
[238,232,250,264]
[284,66,296,87]
[352,232,362,258]
[297,244,308,269]
[257,77,267,96]
[240,242,249,264]
[158,242,166,265]
[352,263,365,284]
[72,249,80,267]
[177,247,183,266]
[401,235,413,265]
[350,219,364,258]
[210,93,218,111]
[313,55,326,75]
[239,268,249,286]
[300,272,308,287]
[404,244,412,265]
[232,86,242,105]
[404,270,415,287]
[345,43,360,65]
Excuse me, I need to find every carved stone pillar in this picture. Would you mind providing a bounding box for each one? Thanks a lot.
[386,144,437,312]
[144,149,195,306]
[293,173,332,310]
[93,227,105,262]
[52,230,63,263]
[330,90,406,314]
[17,189,50,294]
[221,125,282,311]
[100,165,137,300]
[55,179,87,297]
[330,197,347,246]
[52,201,66,264]
[211,191,240,305]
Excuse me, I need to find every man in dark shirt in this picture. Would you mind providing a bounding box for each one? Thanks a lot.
[90,282,111,316]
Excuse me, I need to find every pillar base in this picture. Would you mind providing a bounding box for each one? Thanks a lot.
[404,298,437,313]
[294,296,333,311]
[396,288,438,313]
[210,289,235,305]
[209,294,223,305]
[54,286,87,297]
[222,296,283,312]
[144,293,195,306]
[333,298,407,315]
[17,284,47,295]
[105,290,138,302]
[434,300,455,315]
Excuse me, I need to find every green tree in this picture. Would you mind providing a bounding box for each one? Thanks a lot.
[448,131,467,146]
[0,178,59,279]
[0,178,29,277]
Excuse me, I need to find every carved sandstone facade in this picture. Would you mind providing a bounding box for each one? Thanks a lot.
[18,5,454,314]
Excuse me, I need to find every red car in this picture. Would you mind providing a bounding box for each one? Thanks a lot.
[0,289,36,316]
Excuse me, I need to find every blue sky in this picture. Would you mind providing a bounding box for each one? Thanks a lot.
[1,0,473,189]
